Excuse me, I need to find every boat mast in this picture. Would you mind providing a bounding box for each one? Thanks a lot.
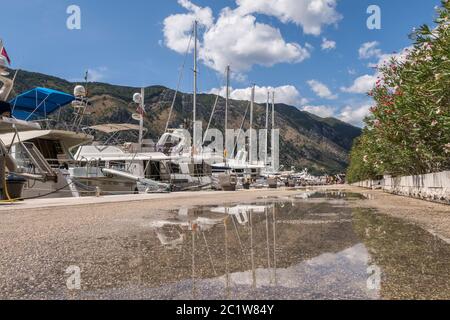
[249,85,255,164]
[139,87,145,146]
[265,91,269,166]
[192,20,198,154]
[225,65,230,163]
[271,91,275,170]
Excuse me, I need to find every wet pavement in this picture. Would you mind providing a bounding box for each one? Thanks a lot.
[1,191,449,300]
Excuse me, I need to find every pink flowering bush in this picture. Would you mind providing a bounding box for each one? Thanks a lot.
[347,1,450,182]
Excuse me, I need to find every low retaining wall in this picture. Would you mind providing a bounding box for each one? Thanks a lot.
[353,171,450,204]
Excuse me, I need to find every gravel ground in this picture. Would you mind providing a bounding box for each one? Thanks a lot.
[0,186,449,300]
[335,185,450,243]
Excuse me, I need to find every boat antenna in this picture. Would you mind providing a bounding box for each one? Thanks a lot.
[84,70,89,96]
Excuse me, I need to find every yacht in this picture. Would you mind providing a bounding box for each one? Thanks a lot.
[0,84,142,198]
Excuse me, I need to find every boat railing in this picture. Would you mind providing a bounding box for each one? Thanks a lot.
[14,142,57,182]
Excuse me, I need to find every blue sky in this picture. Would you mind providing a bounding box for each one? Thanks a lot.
[0,0,441,126]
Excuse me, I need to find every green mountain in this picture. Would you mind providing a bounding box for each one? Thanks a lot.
[8,69,362,175]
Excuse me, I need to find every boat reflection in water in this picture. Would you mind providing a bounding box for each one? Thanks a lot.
[6,192,450,300]
[138,196,380,300]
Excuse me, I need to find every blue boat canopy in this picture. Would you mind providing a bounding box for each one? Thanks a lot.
[9,87,75,121]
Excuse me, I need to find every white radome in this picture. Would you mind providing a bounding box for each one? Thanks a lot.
[133,93,142,104]
[74,85,86,98]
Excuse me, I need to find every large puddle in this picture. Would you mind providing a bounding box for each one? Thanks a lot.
[3,192,450,300]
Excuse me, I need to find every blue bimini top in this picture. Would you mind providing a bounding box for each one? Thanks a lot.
[9,87,75,120]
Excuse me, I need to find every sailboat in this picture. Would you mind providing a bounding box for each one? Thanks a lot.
[74,84,218,192]
[211,83,270,187]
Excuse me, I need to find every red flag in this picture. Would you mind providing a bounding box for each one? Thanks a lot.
[1,46,11,65]
[136,105,145,116]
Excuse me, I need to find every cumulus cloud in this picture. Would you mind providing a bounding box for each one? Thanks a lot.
[341,74,377,94]
[302,105,336,118]
[358,41,382,60]
[201,8,311,74]
[321,38,336,51]
[87,67,108,82]
[209,85,308,106]
[337,104,371,127]
[236,0,342,36]
[163,0,342,75]
[302,103,370,127]
[343,46,411,94]
[307,80,337,99]
[163,0,214,53]
[369,46,412,68]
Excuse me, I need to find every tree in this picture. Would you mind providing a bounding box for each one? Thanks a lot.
[348,1,450,183]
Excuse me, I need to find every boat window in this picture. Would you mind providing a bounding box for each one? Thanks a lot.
[110,161,126,170]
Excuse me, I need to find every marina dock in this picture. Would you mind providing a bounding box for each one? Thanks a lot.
[0,188,298,212]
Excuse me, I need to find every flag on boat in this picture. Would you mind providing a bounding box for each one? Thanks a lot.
[136,104,145,116]
[0,40,11,65]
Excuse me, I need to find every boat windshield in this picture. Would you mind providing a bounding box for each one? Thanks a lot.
[156,132,187,155]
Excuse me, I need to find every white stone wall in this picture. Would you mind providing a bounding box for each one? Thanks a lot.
[352,171,450,204]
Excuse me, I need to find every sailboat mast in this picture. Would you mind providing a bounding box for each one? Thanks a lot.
[139,87,145,146]
[249,85,255,164]
[225,65,230,163]
[192,20,198,153]
[225,66,230,137]
[265,91,269,166]
[271,91,275,170]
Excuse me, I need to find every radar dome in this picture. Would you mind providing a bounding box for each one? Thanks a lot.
[133,93,142,104]
[74,85,86,98]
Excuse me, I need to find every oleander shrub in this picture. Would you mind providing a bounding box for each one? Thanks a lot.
[347,1,450,183]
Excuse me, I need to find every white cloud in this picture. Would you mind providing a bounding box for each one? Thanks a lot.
[163,0,214,53]
[343,46,411,94]
[87,67,108,82]
[358,41,382,60]
[321,38,336,51]
[302,102,371,126]
[307,80,337,99]
[163,0,342,75]
[338,104,371,127]
[236,0,342,36]
[209,85,308,106]
[201,8,311,74]
[369,46,412,68]
[302,105,336,118]
[70,67,109,83]
[341,74,377,94]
